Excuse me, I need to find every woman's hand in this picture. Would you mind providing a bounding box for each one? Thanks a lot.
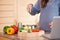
[26,4,33,13]
[49,21,53,28]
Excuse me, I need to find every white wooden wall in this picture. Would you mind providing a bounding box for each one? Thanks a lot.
[0,0,39,32]
[0,0,18,32]
[18,0,38,25]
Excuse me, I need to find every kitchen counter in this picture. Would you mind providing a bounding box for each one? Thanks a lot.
[0,32,59,40]
[0,32,19,40]
[0,36,11,40]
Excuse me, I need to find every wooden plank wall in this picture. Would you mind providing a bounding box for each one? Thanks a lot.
[18,0,38,25]
[0,0,38,32]
[0,0,18,32]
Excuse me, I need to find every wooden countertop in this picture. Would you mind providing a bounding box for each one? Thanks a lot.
[0,36,11,40]
[0,32,50,40]
[0,32,19,40]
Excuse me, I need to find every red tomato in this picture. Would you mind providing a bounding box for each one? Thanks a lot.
[36,29,40,32]
[32,29,40,32]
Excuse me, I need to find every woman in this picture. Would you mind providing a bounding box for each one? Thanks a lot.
[27,0,59,32]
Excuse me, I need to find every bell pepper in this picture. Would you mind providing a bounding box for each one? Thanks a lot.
[7,28,15,35]
[3,26,10,34]
[12,25,18,34]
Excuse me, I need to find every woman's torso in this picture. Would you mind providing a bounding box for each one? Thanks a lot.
[39,0,59,31]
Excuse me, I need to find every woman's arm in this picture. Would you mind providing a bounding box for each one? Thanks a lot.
[30,0,41,15]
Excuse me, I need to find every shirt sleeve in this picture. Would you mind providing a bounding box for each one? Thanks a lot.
[30,0,40,15]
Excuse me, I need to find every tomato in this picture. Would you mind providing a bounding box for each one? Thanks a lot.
[36,29,40,32]
[32,29,40,32]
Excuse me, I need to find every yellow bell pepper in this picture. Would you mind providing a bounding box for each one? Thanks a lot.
[7,28,15,35]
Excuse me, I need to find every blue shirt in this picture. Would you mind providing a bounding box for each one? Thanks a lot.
[30,0,60,31]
